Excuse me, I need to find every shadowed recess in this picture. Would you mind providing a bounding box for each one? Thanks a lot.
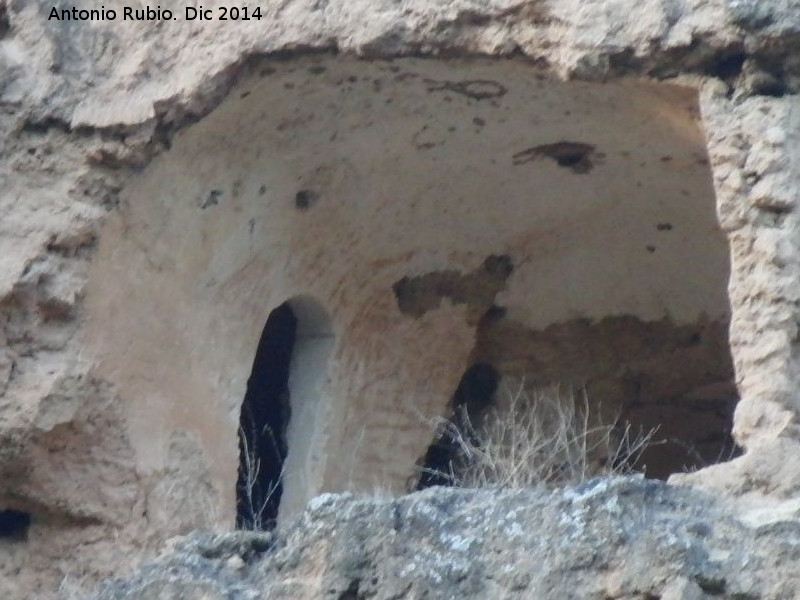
[236,303,297,530]
[416,363,500,489]
[0,509,31,541]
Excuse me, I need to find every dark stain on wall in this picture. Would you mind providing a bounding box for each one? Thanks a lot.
[295,189,318,211]
[392,254,513,324]
[199,189,222,209]
[513,141,600,174]
[0,2,9,38]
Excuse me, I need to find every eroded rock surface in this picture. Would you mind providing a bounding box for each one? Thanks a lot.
[1,1,800,599]
[93,479,800,600]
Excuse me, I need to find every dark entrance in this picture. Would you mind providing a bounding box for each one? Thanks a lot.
[236,302,297,530]
[0,509,31,541]
[416,363,499,489]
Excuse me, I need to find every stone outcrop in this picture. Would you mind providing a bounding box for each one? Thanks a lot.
[92,478,800,600]
[1,1,800,599]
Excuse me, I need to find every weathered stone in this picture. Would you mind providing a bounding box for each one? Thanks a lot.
[1,2,800,599]
[92,479,800,600]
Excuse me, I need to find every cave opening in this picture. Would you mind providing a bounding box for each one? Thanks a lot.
[97,55,743,509]
[417,313,739,487]
[446,316,740,482]
[236,302,296,530]
[416,363,499,490]
[236,296,334,529]
[453,293,741,481]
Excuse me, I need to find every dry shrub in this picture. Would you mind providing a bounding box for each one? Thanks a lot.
[423,384,655,489]
[237,426,283,531]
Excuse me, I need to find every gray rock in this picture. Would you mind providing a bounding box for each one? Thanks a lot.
[93,478,799,600]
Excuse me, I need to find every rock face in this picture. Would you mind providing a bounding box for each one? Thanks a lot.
[84,54,735,525]
[1,1,800,599]
[92,478,800,600]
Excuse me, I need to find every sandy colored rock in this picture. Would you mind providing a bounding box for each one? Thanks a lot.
[0,1,799,599]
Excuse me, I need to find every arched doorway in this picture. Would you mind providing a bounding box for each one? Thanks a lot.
[236,297,333,529]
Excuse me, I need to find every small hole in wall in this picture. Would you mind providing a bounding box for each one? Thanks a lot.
[0,510,31,541]
[415,363,499,490]
[555,151,585,168]
[751,76,787,98]
[295,189,318,211]
[705,51,746,81]
[512,141,598,174]
[236,303,297,530]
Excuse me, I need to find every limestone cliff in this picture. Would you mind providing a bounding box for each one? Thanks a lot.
[1,1,800,599]
[93,478,800,600]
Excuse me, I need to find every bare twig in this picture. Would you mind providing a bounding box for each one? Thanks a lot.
[238,425,284,530]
